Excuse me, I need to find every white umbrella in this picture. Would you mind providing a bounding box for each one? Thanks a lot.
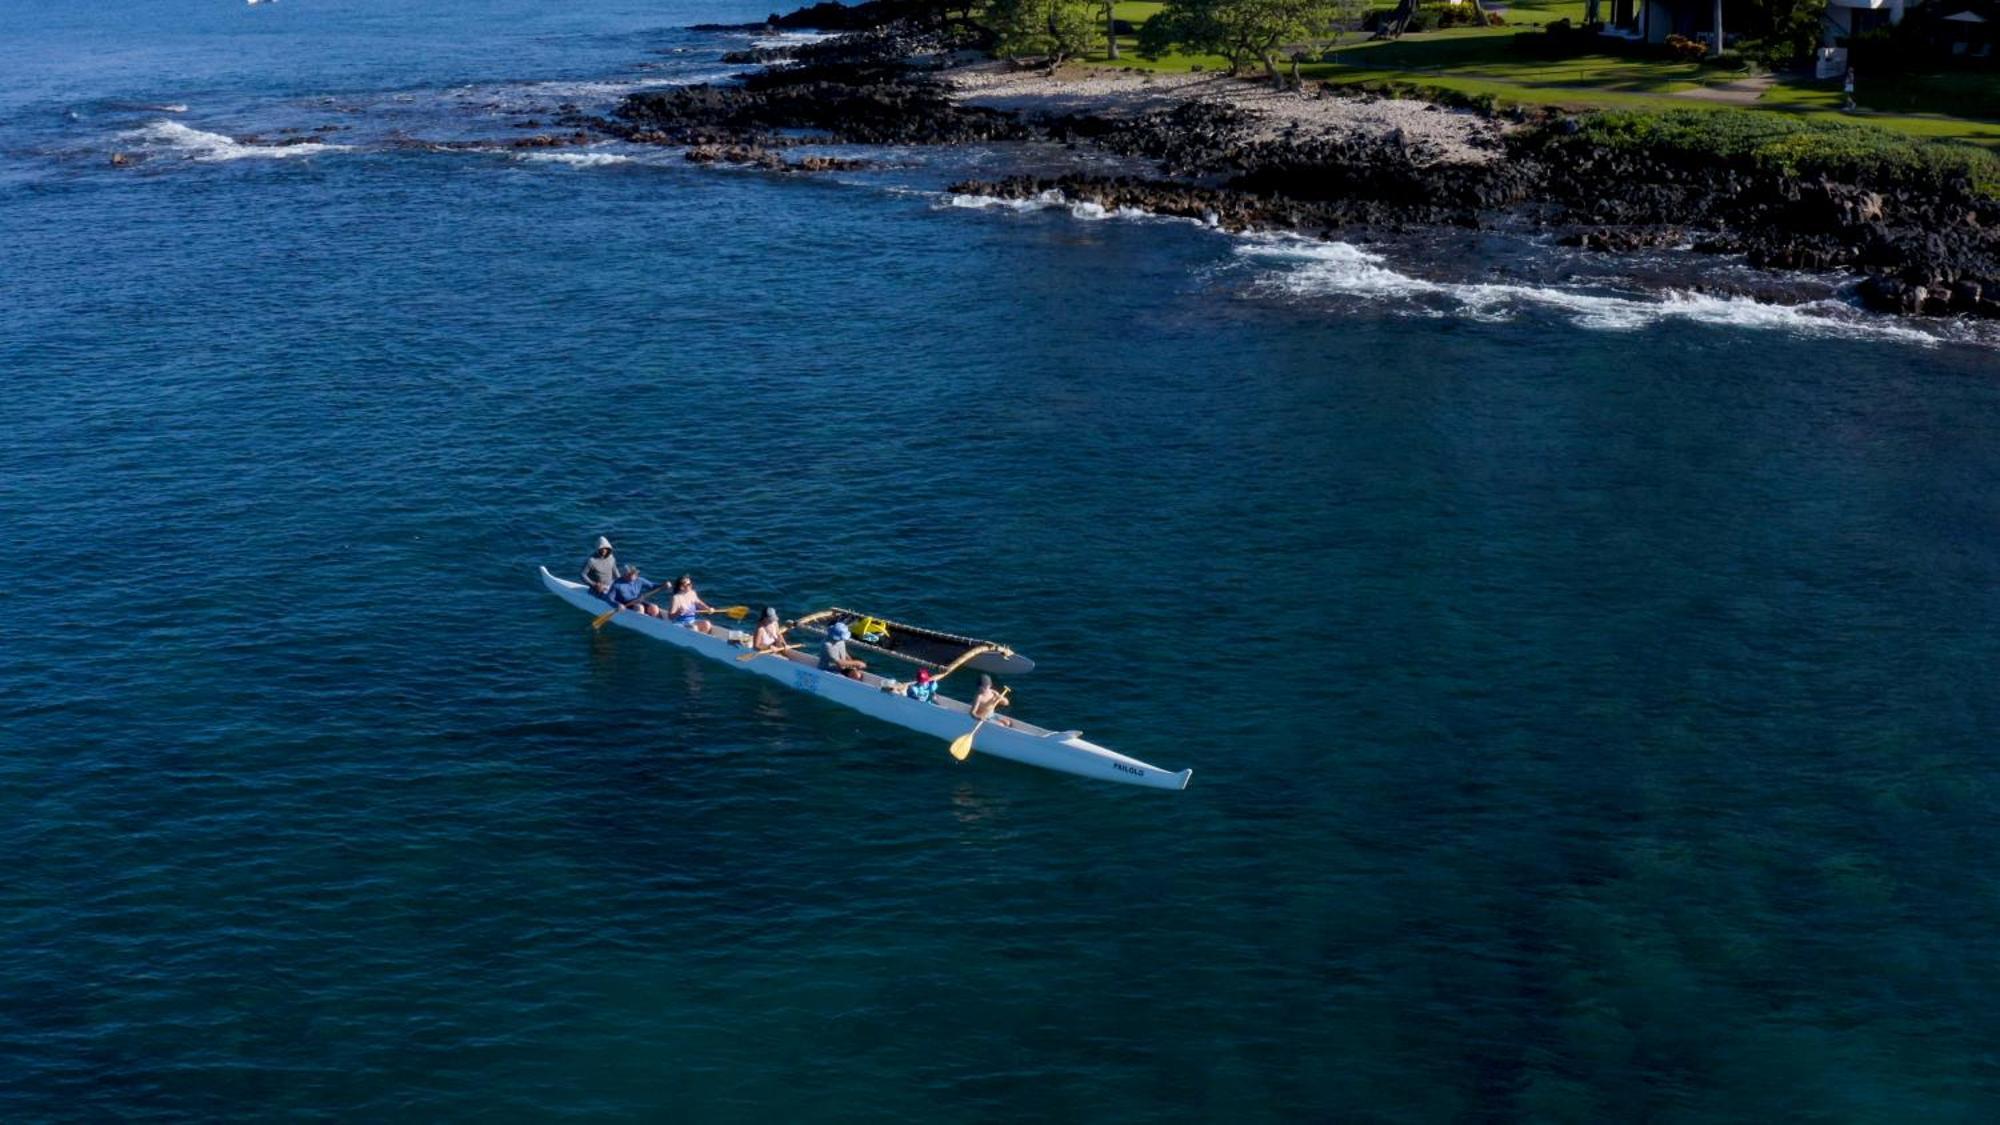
[1941,10,1988,21]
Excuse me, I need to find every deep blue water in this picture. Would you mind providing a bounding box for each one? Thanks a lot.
[4,2,1999,1120]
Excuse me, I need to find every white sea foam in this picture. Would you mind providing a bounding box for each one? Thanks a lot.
[519,150,632,167]
[945,190,1064,212]
[524,72,735,99]
[1068,201,1151,221]
[125,120,347,161]
[750,31,840,48]
[1236,237,1940,344]
[944,191,1153,224]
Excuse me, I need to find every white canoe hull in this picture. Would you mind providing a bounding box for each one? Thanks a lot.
[539,568,1191,791]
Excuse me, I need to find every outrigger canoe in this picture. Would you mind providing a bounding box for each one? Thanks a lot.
[539,568,1192,791]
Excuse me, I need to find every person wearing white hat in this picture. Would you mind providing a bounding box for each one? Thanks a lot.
[581,536,618,601]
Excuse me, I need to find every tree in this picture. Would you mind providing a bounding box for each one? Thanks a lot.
[1138,0,1340,86]
[1378,0,1419,39]
[1103,0,1121,59]
[991,0,1102,69]
[1729,0,1828,64]
[1323,0,1369,62]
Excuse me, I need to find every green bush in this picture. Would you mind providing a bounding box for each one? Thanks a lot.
[1735,36,1801,71]
[1565,108,2000,196]
[1433,3,1482,28]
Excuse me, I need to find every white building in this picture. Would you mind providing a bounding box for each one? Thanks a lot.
[1823,0,1911,44]
[1598,0,1924,48]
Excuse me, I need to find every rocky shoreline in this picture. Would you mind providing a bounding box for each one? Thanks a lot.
[599,10,1998,321]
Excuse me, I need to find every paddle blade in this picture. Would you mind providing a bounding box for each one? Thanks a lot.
[950,717,988,761]
[721,605,750,620]
[590,606,619,630]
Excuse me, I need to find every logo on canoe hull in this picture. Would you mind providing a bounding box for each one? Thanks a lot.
[1111,762,1142,776]
[793,668,819,695]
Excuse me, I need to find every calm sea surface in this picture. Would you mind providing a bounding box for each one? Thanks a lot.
[3,2,1998,1119]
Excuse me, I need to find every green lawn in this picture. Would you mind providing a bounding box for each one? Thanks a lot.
[1754,72,2000,145]
[1093,1,2000,147]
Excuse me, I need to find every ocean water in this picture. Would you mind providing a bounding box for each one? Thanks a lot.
[4,2,1999,1120]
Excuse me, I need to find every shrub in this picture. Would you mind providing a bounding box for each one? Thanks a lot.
[1663,33,1708,62]
[1433,3,1481,28]
[1486,10,1506,25]
[1736,36,1802,71]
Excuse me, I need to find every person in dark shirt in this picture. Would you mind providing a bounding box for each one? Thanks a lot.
[607,566,663,617]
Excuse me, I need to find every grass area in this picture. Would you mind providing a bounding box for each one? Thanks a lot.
[1756,71,2000,145]
[1564,109,2000,194]
[1100,2,1730,103]
[1094,0,2000,147]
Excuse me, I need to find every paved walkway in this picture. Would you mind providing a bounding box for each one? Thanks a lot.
[1672,74,1777,105]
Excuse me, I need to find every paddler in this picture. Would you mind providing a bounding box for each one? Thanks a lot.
[581,536,618,601]
[903,667,939,703]
[668,574,715,634]
[970,673,1012,727]
[608,565,664,617]
[751,607,788,653]
[819,620,868,680]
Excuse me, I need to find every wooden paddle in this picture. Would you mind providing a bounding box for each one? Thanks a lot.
[736,642,794,662]
[948,687,1010,762]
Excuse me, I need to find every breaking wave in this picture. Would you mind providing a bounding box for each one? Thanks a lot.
[750,31,840,48]
[124,120,346,161]
[946,190,1061,213]
[1068,200,1152,222]
[521,72,736,99]
[1236,237,1942,344]
[944,191,1155,223]
[518,150,632,167]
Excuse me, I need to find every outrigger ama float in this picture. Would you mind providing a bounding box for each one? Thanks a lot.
[539,568,1192,791]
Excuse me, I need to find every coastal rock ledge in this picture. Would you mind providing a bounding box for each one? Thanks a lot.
[637,6,1999,321]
